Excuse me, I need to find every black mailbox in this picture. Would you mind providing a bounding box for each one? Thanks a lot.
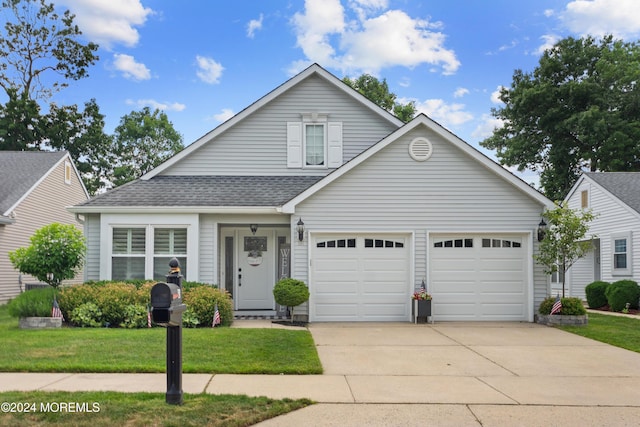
[151,282,186,326]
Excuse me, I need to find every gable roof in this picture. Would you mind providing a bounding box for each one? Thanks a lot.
[69,176,323,214]
[0,151,78,218]
[282,114,553,213]
[141,63,404,180]
[579,172,640,214]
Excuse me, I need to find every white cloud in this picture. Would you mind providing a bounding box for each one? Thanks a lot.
[59,0,153,49]
[247,14,264,38]
[196,56,224,84]
[213,108,235,123]
[113,54,150,81]
[491,86,505,104]
[414,98,473,127]
[534,34,560,56]
[453,87,469,98]
[561,0,640,38]
[471,114,504,140]
[291,0,459,75]
[126,99,186,112]
[544,9,555,17]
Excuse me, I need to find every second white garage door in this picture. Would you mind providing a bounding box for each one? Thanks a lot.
[311,234,411,321]
[430,234,528,321]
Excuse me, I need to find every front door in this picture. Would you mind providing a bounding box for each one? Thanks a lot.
[237,229,274,310]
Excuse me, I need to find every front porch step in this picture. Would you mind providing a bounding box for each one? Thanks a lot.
[233,310,287,320]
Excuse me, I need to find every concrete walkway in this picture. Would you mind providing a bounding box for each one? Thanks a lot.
[2,321,640,426]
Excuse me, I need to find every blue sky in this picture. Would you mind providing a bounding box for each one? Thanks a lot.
[48,0,640,186]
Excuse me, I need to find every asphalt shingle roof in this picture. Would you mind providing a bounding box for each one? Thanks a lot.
[584,172,640,214]
[77,175,324,207]
[0,151,67,214]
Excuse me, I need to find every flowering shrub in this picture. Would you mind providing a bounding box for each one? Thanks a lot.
[412,290,432,300]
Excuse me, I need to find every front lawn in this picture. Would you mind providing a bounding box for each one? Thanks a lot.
[0,391,312,427]
[557,312,640,353]
[0,305,322,374]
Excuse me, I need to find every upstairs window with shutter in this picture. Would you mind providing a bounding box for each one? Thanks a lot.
[287,114,342,168]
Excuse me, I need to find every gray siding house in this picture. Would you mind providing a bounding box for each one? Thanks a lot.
[69,64,553,322]
[0,151,89,303]
[564,172,640,300]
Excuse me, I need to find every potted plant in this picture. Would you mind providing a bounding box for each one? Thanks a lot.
[412,288,432,324]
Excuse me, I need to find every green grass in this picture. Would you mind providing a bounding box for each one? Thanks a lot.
[0,305,322,374]
[557,312,640,353]
[0,391,312,427]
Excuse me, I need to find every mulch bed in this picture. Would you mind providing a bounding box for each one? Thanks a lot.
[589,304,640,316]
[272,320,309,327]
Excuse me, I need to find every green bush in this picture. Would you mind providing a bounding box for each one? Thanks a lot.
[585,281,610,308]
[70,302,103,327]
[58,284,100,321]
[94,282,143,326]
[539,296,586,315]
[605,280,640,312]
[181,308,201,328]
[273,278,309,309]
[7,287,58,318]
[120,304,149,328]
[183,286,232,327]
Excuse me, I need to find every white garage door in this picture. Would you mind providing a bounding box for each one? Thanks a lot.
[430,235,528,321]
[311,234,411,321]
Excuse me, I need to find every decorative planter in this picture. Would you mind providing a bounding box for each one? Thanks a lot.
[535,314,588,326]
[19,317,62,329]
[412,299,432,324]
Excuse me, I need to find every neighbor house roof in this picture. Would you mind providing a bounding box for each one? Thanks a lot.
[583,172,640,214]
[0,151,69,218]
[69,176,323,213]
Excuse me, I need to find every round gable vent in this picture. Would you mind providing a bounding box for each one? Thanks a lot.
[409,137,433,161]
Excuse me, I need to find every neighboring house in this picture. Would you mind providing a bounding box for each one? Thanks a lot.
[69,64,553,322]
[564,172,640,300]
[0,151,89,303]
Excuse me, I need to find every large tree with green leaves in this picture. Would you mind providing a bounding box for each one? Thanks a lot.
[534,203,596,298]
[0,0,98,101]
[343,74,416,122]
[482,35,640,201]
[112,108,184,187]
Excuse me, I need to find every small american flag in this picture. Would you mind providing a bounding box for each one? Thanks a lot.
[212,303,221,327]
[550,295,562,315]
[52,297,64,321]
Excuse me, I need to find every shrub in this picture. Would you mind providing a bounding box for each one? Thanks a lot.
[7,287,58,318]
[273,278,309,321]
[183,286,232,327]
[58,284,101,321]
[70,302,103,327]
[94,282,142,326]
[120,304,149,329]
[585,281,610,308]
[605,280,640,312]
[539,296,586,315]
[181,308,201,328]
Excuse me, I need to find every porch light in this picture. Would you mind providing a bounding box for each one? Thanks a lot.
[250,224,258,235]
[537,219,547,242]
[296,218,305,241]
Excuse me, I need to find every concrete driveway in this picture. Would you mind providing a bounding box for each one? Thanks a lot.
[250,321,640,426]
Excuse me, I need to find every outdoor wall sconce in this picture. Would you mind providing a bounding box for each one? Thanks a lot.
[537,219,547,242]
[296,218,305,241]
[250,224,258,235]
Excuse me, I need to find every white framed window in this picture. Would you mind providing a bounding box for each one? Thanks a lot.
[612,232,632,276]
[287,118,342,168]
[111,227,146,280]
[305,123,325,166]
[153,228,187,280]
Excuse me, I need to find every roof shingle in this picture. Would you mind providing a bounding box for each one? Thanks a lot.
[585,172,640,213]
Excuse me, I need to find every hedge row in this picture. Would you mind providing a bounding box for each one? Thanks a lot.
[8,281,233,328]
[585,279,640,312]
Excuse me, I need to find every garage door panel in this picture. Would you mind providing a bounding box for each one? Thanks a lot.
[431,234,528,321]
[312,234,410,322]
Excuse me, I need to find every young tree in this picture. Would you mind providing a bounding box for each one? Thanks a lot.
[0,0,99,102]
[273,278,310,323]
[9,223,86,288]
[112,107,184,187]
[343,74,416,123]
[481,35,640,200]
[534,203,596,298]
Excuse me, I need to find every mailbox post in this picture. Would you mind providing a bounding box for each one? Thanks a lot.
[150,258,186,405]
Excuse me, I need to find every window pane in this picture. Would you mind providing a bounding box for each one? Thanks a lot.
[113,228,145,254]
[305,124,324,165]
[615,239,627,253]
[112,257,145,280]
[615,253,627,269]
[154,229,187,254]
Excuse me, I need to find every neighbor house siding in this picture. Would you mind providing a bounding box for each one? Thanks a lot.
[291,125,547,314]
[160,74,398,177]
[566,178,640,287]
[83,213,101,281]
[0,158,87,302]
